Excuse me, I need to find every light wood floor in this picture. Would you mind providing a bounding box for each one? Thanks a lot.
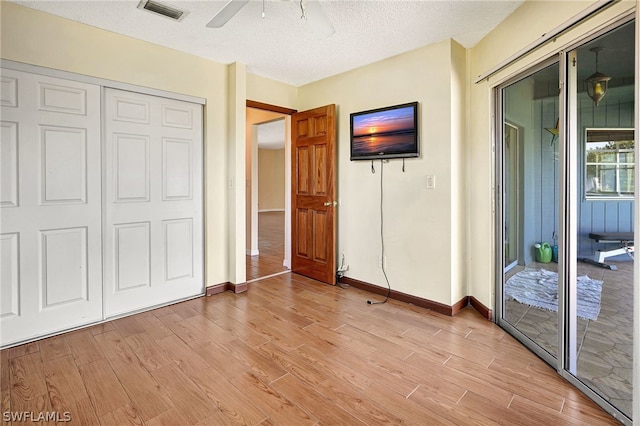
[1,272,619,425]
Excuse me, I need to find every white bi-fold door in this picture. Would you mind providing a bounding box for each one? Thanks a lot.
[0,69,103,345]
[0,70,204,347]
[102,88,203,317]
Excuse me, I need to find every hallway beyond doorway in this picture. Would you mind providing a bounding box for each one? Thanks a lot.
[246,211,288,281]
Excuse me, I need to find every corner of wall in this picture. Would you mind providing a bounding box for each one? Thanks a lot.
[449,39,469,305]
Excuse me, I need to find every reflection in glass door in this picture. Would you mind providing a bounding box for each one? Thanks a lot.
[500,62,560,360]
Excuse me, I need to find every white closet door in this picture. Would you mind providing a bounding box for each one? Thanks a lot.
[103,88,203,317]
[0,69,102,346]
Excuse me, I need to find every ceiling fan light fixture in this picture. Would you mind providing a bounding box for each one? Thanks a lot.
[585,47,611,107]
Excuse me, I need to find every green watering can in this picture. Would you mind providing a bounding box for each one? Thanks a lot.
[535,243,552,263]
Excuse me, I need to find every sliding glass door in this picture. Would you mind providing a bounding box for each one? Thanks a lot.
[496,18,635,424]
[499,61,560,362]
[569,21,635,420]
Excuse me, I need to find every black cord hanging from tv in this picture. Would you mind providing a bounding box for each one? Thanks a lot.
[367,159,391,305]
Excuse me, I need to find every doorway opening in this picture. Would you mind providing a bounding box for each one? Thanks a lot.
[245,104,294,281]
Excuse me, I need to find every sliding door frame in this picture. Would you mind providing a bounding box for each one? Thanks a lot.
[494,11,636,425]
[493,56,561,369]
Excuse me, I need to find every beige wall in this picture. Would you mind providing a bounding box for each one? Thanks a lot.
[2,0,636,309]
[298,39,467,306]
[258,149,286,211]
[247,73,298,111]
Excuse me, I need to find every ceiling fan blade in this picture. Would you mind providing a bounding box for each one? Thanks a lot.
[304,0,335,38]
[206,0,250,28]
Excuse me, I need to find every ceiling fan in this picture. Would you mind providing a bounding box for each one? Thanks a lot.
[206,0,335,37]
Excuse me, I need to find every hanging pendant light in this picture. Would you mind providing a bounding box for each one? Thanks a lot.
[585,47,611,107]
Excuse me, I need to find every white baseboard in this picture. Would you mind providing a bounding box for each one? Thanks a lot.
[246,249,259,256]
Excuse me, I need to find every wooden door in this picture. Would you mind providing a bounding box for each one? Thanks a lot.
[103,88,203,317]
[291,104,336,284]
[0,69,103,346]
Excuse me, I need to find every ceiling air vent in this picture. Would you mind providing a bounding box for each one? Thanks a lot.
[137,0,188,22]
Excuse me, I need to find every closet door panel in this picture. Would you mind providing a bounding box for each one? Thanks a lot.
[0,69,102,347]
[103,88,203,317]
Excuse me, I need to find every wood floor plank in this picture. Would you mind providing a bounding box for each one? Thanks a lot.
[229,372,315,426]
[405,326,497,367]
[302,323,377,357]
[271,373,366,425]
[445,353,566,412]
[169,302,200,320]
[221,339,288,383]
[63,330,105,367]
[42,355,89,412]
[407,384,488,425]
[257,342,327,387]
[189,367,268,426]
[98,403,143,426]
[294,343,373,391]
[148,363,216,424]
[405,350,515,407]
[0,268,619,425]
[456,390,572,426]
[155,335,211,377]
[133,313,175,342]
[110,316,146,339]
[66,397,100,425]
[93,331,173,421]
[182,315,235,344]
[186,340,249,380]
[124,332,171,371]
[88,322,115,337]
[338,324,413,360]
[9,353,48,411]
[209,315,270,348]
[77,359,130,418]
[38,335,71,362]
[311,374,406,425]
[313,342,418,398]
[1,387,11,425]
[157,313,211,344]
[253,299,315,330]
[146,409,191,426]
[5,342,39,360]
[360,380,457,425]
[562,394,622,424]
[1,349,10,392]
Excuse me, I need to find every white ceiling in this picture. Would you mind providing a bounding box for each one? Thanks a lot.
[11,0,524,87]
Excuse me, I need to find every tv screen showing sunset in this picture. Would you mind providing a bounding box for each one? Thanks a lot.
[351,103,417,159]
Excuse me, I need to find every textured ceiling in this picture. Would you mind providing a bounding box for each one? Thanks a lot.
[11,0,524,86]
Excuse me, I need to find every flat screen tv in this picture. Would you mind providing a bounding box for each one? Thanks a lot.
[350,101,419,161]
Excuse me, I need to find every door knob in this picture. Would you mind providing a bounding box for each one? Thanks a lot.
[323,201,337,207]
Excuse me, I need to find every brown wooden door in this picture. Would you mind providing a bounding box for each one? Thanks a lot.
[291,104,337,284]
